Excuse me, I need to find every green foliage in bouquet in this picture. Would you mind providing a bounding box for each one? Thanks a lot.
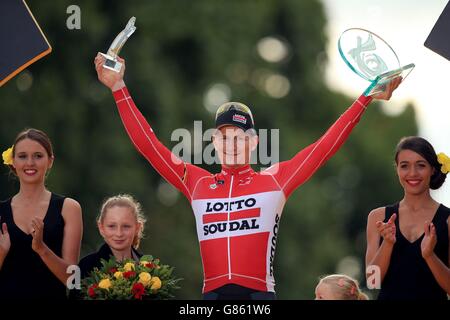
[81,255,182,300]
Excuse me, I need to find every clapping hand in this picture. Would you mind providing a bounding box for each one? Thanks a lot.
[376,213,397,244]
[31,217,46,255]
[421,221,437,259]
[0,222,11,259]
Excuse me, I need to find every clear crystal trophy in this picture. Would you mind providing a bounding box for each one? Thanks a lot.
[338,28,414,96]
[100,17,136,72]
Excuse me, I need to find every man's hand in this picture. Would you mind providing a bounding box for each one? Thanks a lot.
[94,53,126,91]
[371,76,402,100]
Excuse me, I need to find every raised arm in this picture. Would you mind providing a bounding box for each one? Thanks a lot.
[94,54,209,201]
[265,78,401,198]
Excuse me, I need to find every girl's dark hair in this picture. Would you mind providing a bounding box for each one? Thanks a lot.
[395,136,446,190]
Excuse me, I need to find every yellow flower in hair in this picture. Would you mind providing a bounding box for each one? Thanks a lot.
[437,152,450,174]
[2,146,13,165]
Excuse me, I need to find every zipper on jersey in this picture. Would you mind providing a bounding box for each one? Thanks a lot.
[227,174,234,280]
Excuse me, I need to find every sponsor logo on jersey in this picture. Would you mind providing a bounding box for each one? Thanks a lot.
[203,219,260,236]
[205,198,256,212]
[202,197,260,236]
[232,114,247,124]
[269,214,280,277]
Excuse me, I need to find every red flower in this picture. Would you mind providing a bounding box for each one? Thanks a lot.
[88,284,98,298]
[131,282,145,299]
[108,267,118,274]
[145,263,155,269]
[123,271,136,279]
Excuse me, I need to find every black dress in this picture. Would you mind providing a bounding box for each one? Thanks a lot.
[0,193,67,299]
[378,203,449,300]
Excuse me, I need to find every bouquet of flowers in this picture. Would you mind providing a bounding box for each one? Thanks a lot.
[81,255,182,300]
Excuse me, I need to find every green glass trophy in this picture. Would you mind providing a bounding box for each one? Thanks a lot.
[100,17,136,72]
[338,28,414,96]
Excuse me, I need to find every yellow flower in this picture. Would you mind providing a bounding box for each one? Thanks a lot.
[150,276,162,290]
[138,272,152,287]
[2,146,13,166]
[123,262,135,272]
[114,271,123,279]
[437,152,450,174]
[98,278,112,290]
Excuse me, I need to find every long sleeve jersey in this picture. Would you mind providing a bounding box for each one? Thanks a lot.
[113,87,372,293]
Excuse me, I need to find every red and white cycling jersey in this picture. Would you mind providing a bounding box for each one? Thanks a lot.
[113,87,372,293]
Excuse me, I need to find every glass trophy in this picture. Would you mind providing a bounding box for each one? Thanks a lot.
[338,28,414,96]
[100,17,136,72]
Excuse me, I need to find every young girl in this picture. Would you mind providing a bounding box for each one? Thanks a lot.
[315,274,368,300]
[78,194,146,278]
[0,128,83,299]
[366,136,449,300]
